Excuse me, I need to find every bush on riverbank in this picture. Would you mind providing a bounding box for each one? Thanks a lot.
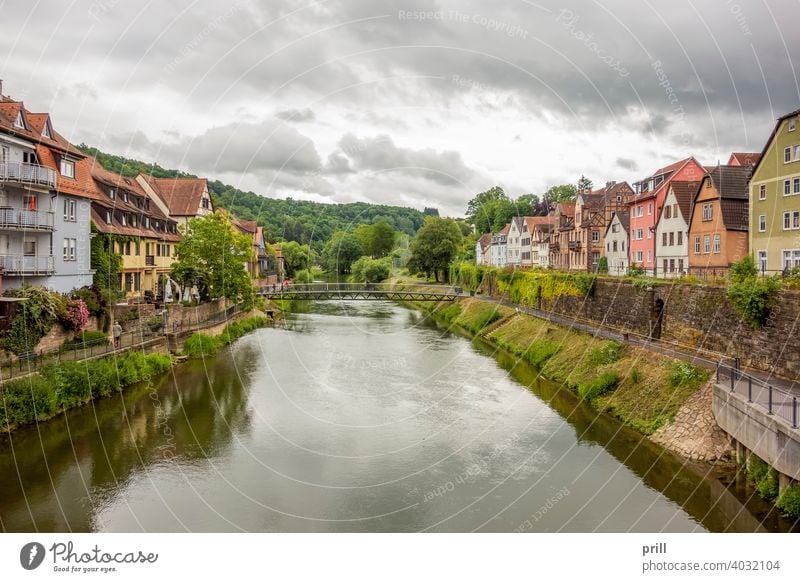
[183,316,269,358]
[484,313,709,434]
[776,484,800,518]
[0,351,173,432]
[747,454,779,501]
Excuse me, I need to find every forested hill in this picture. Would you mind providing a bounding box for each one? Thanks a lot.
[78,145,432,250]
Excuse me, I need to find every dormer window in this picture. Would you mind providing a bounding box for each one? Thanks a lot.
[109,188,116,199]
[121,214,127,226]
[123,192,129,203]
[42,121,52,139]
[14,111,25,129]
[60,158,75,179]
[144,217,150,228]
[105,210,112,224]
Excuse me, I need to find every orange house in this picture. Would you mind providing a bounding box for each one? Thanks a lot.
[687,165,750,275]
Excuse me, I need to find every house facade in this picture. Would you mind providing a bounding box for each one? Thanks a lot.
[604,211,629,275]
[579,181,634,271]
[522,216,554,267]
[490,224,509,268]
[506,217,524,267]
[749,108,800,273]
[654,181,698,278]
[550,202,576,270]
[475,233,492,266]
[0,95,93,293]
[629,158,705,275]
[136,175,213,230]
[688,165,749,275]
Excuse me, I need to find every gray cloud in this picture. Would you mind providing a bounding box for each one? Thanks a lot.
[275,108,316,122]
[615,157,639,172]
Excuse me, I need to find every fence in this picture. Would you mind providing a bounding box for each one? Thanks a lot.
[716,361,798,429]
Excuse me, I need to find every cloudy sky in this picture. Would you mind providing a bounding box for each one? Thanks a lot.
[2,0,798,216]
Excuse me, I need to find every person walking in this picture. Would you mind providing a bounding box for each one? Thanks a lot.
[112,321,122,349]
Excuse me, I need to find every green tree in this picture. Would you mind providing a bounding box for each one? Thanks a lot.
[515,193,541,216]
[407,217,463,282]
[323,232,364,274]
[543,184,577,205]
[277,241,316,277]
[368,219,397,257]
[577,175,593,193]
[171,211,255,305]
[350,257,391,283]
[90,228,122,297]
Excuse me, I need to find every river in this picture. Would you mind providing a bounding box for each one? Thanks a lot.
[0,301,789,532]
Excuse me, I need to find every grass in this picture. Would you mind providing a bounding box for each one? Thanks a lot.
[183,316,269,358]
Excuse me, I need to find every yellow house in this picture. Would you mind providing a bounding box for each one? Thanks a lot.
[88,159,181,299]
[749,108,800,273]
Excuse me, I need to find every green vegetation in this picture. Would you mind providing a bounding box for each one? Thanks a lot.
[0,351,172,432]
[589,341,621,366]
[321,232,363,274]
[63,330,109,350]
[1,287,68,354]
[747,455,779,502]
[669,361,706,388]
[183,316,269,358]
[776,484,800,518]
[350,257,391,283]
[727,255,782,328]
[522,340,562,369]
[578,372,620,400]
[171,211,255,307]
[277,241,318,277]
[407,217,464,282]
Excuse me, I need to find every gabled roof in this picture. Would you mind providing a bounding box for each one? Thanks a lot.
[750,108,800,177]
[498,223,510,236]
[556,202,576,216]
[728,152,761,167]
[139,175,209,217]
[663,180,701,223]
[693,165,750,232]
[584,181,633,208]
[477,233,492,251]
[0,97,83,156]
[633,157,700,201]
[35,144,98,200]
[523,215,555,232]
[605,210,630,237]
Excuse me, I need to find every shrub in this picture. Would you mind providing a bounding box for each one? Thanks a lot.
[627,263,646,277]
[747,455,779,501]
[0,376,57,428]
[293,269,314,284]
[578,372,620,400]
[597,256,608,274]
[729,254,759,283]
[64,330,109,350]
[589,342,621,366]
[727,276,781,328]
[2,286,67,354]
[524,340,562,369]
[669,361,705,388]
[776,484,800,518]
[629,367,642,384]
[350,256,391,283]
[184,333,220,358]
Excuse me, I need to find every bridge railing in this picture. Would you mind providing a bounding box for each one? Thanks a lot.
[716,361,798,429]
[258,282,462,294]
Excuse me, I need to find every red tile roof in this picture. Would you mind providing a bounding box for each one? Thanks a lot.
[140,175,209,217]
[727,152,761,167]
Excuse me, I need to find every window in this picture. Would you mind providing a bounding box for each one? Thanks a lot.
[635,251,643,262]
[135,241,140,256]
[714,234,721,253]
[60,159,75,178]
[14,111,25,128]
[612,223,619,233]
[63,199,76,221]
[662,232,668,246]
[22,194,36,210]
[783,249,800,269]
[105,210,112,224]
[123,192,129,203]
[759,184,766,200]
[669,259,675,273]
[784,212,792,230]
[678,259,684,273]
[759,214,766,232]
[121,214,127,226]
[663,259,668,274]
[795,210,800,229]
[702,203,713,221]
[694,235,700,254]
[23,240,36,256]
[109,188,116,200]
[635,228,643,240]
[785,180,792,196]
[591,231,599,242]
[669,232,675,246]
[612,241,618,252]
[758,250,767,272]
[62,238,76,261]
[795,178,800,194]
[647,250,652,263]
[647,203,653,215]
[665,206,672,219]
[622,240,625,251]
[786,147,792,163]
[144,217,150,228]
[703,235,711,253]
[791,118,798,132]
[677,231,683,245]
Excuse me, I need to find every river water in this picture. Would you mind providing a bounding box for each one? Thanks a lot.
[0,301,788,532]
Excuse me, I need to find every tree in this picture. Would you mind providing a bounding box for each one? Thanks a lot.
[323,232,364,274]
[171,211,255,305]
[423,207,439,216]
[515,193,541,216]
[542,184,578,206]
[577,175,593,193]
[350,257,391,283]
[407,217,463,282]
[466,186,509,233]
[368,219,397,258]
[277,241,317,277]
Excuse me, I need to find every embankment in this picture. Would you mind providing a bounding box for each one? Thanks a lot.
[407,296,729,461]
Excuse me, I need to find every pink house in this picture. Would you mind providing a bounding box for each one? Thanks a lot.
[628,157,705,275]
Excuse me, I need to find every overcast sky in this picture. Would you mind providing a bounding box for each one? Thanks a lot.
[2,0,798,216]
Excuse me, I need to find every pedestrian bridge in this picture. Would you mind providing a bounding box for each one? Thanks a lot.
[257,282,459,302]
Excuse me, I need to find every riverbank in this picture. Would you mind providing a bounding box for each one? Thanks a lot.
[405,296,731,461]
[0,308,276,434]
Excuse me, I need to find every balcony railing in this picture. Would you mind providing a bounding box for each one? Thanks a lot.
[0,254,55,275]
[145,255,155,266]
[0,162,57,188]
[568,240,582,251]
[0,208,55,230]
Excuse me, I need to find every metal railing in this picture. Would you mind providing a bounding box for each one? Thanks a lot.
[0,161,57,188]
[0,208,55,230]
[716,361,798,429]
[0,254,55,274]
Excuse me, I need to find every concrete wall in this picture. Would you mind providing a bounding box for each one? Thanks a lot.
[712,382,800,481]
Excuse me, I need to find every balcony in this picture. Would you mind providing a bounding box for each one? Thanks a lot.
[0,162,56,189]
[568,240,582,252]
[549,242,560,252]
[0,208,55,231]
[0,254,55,275]
[145,255,155,266]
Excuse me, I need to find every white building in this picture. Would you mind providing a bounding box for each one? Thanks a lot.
[490,223,509,268]
[475,233,492,265]
[506,217,524,267]
[604,211,630,276]
[522,216,555,268]
[655,181,698,278]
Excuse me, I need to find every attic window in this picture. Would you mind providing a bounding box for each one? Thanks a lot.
[105,210,112,224]
[790,118,797,132]
[123,192,129,203]
[121,214,127,226]
[14,111,25,129]
[42,123,51,139]
[109,188,116,200]
[616,196,621,201]
[60,159,75,179]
